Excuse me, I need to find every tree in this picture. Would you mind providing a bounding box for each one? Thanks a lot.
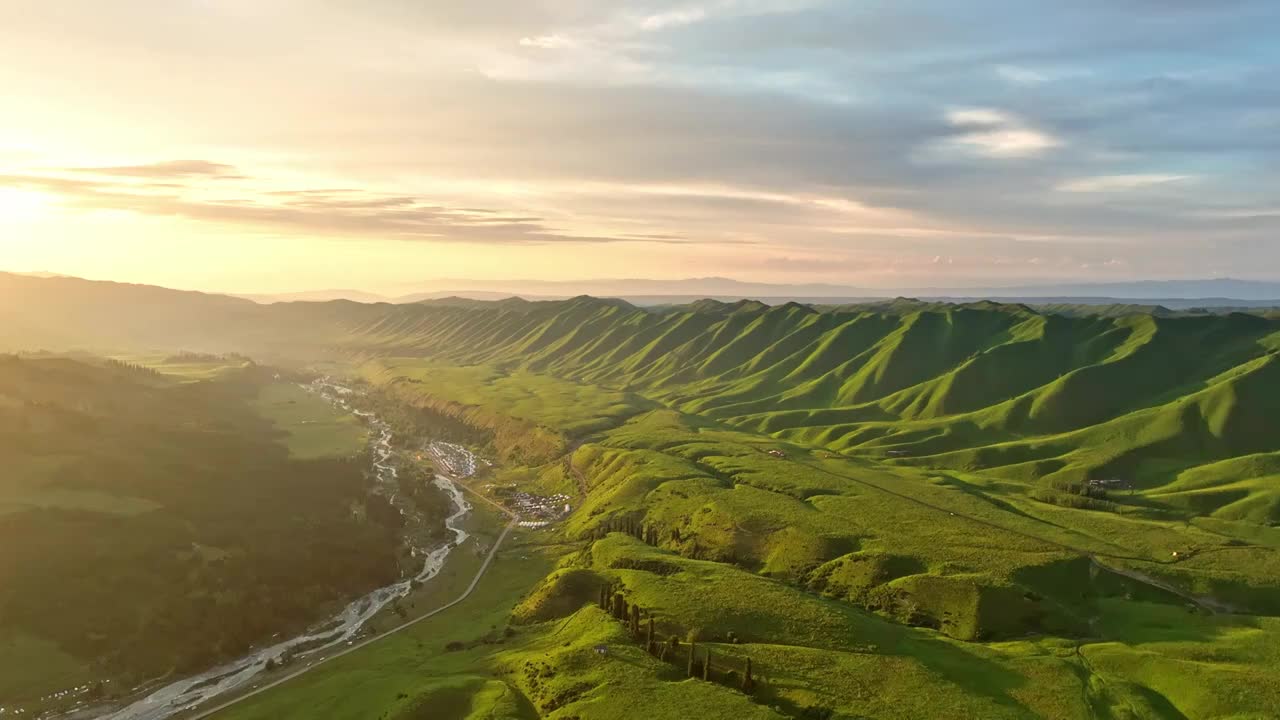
[743,657,755,692]
[646,616,656,654]
[688,640,697,678]
[703,648,712,681]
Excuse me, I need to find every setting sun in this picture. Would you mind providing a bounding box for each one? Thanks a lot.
[0,188,48,220]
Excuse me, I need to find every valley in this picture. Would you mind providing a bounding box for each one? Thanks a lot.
[7,4,1278,718]
[4,274,1280,719]
[91,378,479,720]
[0,358,462,718]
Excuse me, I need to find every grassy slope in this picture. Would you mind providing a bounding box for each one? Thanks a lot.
[219,404,1280,720]
[324,300,1280,527]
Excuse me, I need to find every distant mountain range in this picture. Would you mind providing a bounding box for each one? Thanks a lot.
[232,276,1280,307]
[4,271,1279,356]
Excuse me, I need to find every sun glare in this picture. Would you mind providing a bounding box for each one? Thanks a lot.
[0,188,49,220]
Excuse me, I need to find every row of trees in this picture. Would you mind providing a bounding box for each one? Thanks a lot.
[590,514,663,545]
[103,358,161,376]
[597,585,755,693]
[591,517,736,564]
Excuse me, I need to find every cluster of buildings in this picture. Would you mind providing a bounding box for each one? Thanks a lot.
[427,441,481,478]
[485,485,572,528]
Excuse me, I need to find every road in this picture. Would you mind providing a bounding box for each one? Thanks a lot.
[1089,557,1237,613]
[799,457,1239,613]
[183,515,518,720]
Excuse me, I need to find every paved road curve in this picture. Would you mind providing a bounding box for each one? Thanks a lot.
[183,516,518,720]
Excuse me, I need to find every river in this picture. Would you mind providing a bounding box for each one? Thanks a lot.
[83,379,475,720]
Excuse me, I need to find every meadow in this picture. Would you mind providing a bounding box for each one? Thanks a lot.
[253,381,369,459]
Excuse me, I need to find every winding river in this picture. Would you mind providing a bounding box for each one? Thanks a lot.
[87,379,474,720]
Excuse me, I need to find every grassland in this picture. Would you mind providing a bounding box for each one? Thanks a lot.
[210,530,560,720]
[110,352,254,382]
[0,633,91,705]
[217,297,1277,719]
[360,359,650,437]
[8,290,1280,718]
[253,382,369,459]
[216,385,1280,719]
[322,299,1280,530]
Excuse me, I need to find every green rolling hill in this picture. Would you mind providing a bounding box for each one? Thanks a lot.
[292,295,1280,527]
[7,273,1280,719]
[6,273,1279,524]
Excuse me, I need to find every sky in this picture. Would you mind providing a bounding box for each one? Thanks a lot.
[1,0,1278,294]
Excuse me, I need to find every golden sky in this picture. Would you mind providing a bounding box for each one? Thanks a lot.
[2,1,1277,294]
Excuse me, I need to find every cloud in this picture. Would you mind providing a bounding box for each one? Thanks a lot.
[638,6,710,31]
[4,1,1280,282]
[0,170,707,245]
[519,34,577,50]
[938,107,1062,159]
[995,65,1048,86]
[61,160,244,179]
[1056,174,1193,192]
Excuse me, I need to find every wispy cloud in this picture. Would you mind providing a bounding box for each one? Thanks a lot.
[61,160,244,179]
[995,65,1048,86]
[518,34,577,50]
[1056,174,1194,193]
[636,4,714,31]
[0,167,704,245]
[929,107,1062,159]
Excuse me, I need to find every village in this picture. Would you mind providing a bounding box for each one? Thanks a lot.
[424,440,486,478]
[483,484,573,528]
[418,441,571,529]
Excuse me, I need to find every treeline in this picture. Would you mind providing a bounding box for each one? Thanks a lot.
[0,357,403,699]
[589,514,724,564]
[162,351,253,364]
[103,357,161,377]
[596,585,756,694]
